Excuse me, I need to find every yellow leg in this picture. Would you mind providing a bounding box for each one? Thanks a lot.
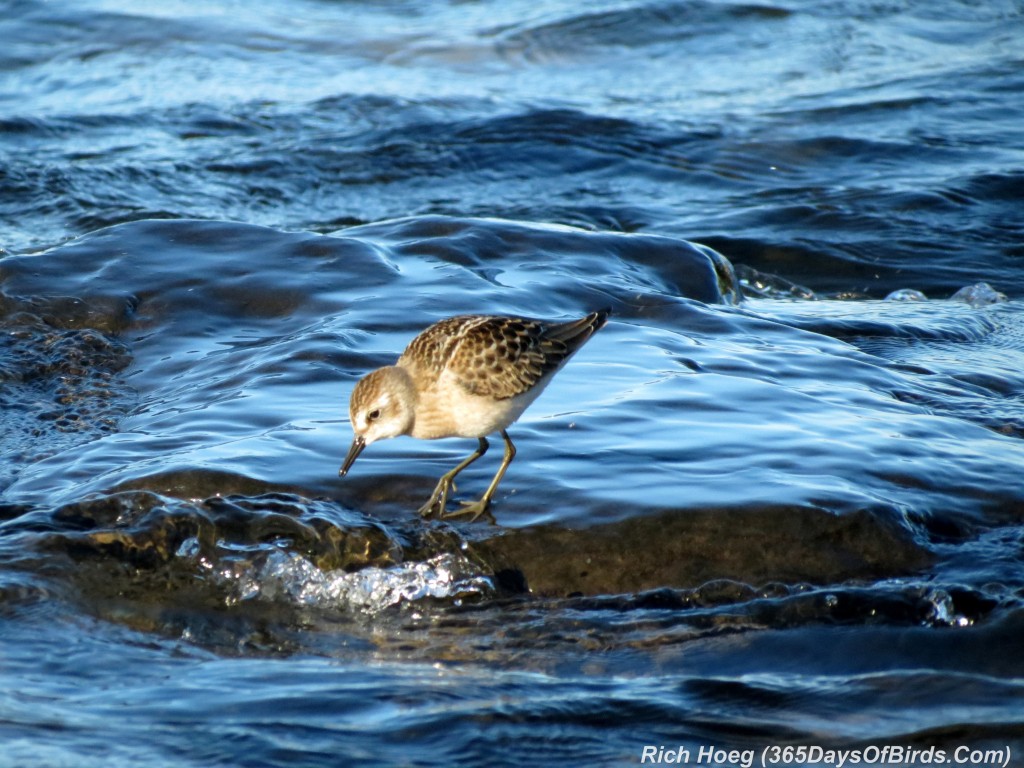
[418,437,489,517]
[445,430,516,523]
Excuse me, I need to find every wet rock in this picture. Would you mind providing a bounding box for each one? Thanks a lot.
[950,282,1007,307]
[474,505,932,597]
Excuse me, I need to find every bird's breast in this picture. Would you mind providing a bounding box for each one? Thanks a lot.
[410,378,544,439]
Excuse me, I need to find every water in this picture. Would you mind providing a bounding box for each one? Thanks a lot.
[2,1,1024,766]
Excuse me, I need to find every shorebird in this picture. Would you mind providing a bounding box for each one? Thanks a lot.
[340,310,609,521]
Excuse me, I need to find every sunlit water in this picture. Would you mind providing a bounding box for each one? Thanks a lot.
[2,1,1024,766]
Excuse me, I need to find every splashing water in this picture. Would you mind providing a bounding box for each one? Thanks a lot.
[180,539,496,615]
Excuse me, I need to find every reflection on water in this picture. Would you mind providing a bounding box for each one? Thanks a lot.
[3,0,1024,765]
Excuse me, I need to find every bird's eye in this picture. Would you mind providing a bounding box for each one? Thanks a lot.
[367,408,382,422]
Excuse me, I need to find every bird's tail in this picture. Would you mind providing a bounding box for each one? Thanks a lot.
[545,309,610,349]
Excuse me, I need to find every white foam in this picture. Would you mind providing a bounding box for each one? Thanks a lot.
[176,537,494,615]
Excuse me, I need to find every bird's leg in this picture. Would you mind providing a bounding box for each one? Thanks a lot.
[418,437,489,517]
[445,430,516,523]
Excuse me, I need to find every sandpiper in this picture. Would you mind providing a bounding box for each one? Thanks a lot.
[340,310,609,521]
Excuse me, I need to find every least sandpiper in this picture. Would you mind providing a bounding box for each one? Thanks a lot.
[340,310,609,521]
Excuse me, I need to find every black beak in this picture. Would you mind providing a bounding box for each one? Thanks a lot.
[339,436,366,477]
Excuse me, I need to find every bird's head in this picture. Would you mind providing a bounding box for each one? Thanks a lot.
[339,366,416,476]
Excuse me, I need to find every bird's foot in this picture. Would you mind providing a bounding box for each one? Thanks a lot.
[440,498,495,524]
[418,479,456,518]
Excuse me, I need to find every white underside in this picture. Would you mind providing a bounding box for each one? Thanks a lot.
[410,369,554,439]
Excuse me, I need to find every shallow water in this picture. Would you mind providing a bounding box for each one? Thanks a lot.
[3,1,1024,766]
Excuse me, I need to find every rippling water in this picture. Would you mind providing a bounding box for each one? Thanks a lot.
[3,1,1024,766]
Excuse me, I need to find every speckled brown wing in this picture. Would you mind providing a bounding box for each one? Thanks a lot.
[439,311,608,400]
[398,315,488,383]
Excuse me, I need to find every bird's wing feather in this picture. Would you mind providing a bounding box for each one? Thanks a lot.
[446,316,563,399]
[398,315,477,380]
[400,312,607,400]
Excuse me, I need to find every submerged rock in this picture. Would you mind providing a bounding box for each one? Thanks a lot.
[474,504,932,597]
[950,282,1007,307]
[885,288,927,301]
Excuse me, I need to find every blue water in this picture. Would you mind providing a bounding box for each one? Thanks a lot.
[2,1,1024,766]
